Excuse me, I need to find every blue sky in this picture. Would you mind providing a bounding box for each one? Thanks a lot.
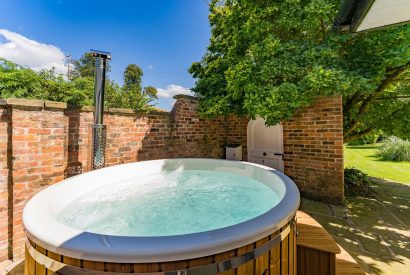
[0,0,211,110]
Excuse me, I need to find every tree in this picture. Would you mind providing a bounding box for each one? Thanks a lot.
[72,53,111,79]
[189,0,410,142]
[116,64,158,111]
[143,85,158,99]
[0,58,157,112]
[0,58,45,99]
[124,64,143,90]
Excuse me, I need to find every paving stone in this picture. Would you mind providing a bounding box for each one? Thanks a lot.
[370,179,410,199]
[329,204,346,218]
[356,232,394,257]
[308,213,357,240]
[332,235,372,273]
[300,178,410,275]
[300,198,333,216]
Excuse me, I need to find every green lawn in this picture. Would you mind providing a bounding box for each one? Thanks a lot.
[344,144,410,185]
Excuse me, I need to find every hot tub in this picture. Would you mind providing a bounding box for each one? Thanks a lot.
[23,159,300,275]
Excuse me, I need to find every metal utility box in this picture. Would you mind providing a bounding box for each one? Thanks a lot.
[225,144,242,161]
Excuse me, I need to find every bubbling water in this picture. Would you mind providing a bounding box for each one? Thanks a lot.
[57,170,280,236]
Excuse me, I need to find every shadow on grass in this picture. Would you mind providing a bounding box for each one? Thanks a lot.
[346,145,381,150]
[370,155,410,163]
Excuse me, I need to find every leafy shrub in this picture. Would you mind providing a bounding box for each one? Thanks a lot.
[344,168,372,197]
[347,132,381,145]
[0,58,156,112]
[378,136,410,162]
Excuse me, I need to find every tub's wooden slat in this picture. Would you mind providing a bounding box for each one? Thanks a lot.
[270,232,281,274]
[83,260,105,272]
[237,243,255,275]
[105,262,133,273]
[256,236,270,275]
[282,232,289,275]
[188,255,214,268]
[215,250,236,275]
[133,263,161,273]
[161,260,187,272]
[25,244,32,275]
[292,225,298,275]
[47,250,62,275]
[35,245,47,275]
[289,225,295,275]
[62,255,81,268]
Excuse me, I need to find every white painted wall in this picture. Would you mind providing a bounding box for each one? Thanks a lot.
[357,0,410,31]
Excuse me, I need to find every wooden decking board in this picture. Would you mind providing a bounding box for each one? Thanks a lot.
[296,211,341,254]
[296,211,365,275]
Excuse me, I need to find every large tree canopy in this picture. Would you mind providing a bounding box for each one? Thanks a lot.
[189,0,410,142]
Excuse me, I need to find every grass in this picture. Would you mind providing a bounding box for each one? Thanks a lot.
[344,144,410,185]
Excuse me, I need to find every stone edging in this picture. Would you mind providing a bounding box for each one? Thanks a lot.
[0,98,67,109]
[0,98,170,115]
[173,94,198,100]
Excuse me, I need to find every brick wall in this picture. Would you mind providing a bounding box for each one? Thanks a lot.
[282,96,344,203]
[0,104,10,262]
[0,95,343,263]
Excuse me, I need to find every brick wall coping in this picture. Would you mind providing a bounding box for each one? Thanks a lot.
[0,98,170,115]
[173,94,198,100]
[0,98,67,109]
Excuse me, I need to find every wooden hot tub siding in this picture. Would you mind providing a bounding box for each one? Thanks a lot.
[25,219,296,275]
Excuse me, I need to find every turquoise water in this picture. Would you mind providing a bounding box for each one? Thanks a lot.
[57,170,280,236]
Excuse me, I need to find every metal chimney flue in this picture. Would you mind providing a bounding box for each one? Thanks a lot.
[90,49,111,170]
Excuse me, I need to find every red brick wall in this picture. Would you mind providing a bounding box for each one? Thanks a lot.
[282,96,344,203]
[225,115,249,161]
[10,102,68,258]
[0,105,10,262]
[64,96,227,178]
[0,95,344,262]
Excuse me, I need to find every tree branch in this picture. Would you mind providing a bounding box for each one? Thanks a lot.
[344,92,362,113]
[374,96,410,100]
[344,127,374,143]
[344,62,410,136]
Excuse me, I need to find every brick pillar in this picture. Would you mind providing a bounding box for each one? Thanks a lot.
[283,96,344,204]
[9,100,68,259]
[0,104,10,262]
[65,108,93,177]
[172,95,226,159]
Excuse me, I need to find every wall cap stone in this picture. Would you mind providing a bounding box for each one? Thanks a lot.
[0,98,171,115]
[0,98,69,110]
[74,106,170,116]
[5,98,44,108]
[173,94,198,100]
[108,108,135,114]
[45,101,67,109]
[78,106,95,112]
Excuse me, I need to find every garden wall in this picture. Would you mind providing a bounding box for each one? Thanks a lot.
[0,95,343,263]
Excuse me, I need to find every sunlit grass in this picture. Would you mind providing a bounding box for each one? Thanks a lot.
[344,144,410,185]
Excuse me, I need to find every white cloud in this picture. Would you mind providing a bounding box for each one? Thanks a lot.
[148,64,154,70]
[0,29,66,75]
[156,84,194,99]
